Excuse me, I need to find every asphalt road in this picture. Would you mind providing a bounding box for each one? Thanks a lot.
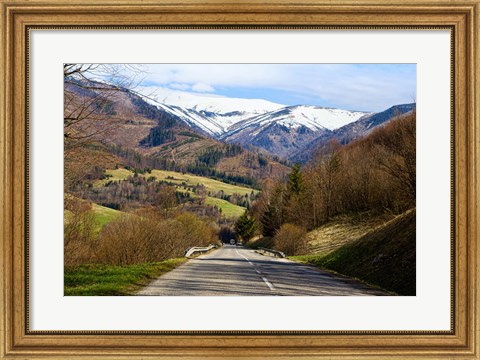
[137,245,388,296]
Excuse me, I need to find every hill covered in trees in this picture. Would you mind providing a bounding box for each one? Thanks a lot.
[251,111,416,237]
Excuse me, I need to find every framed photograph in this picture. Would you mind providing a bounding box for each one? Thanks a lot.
[1,0,479,358]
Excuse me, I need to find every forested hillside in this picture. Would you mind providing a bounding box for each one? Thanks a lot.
[251,111,416,237]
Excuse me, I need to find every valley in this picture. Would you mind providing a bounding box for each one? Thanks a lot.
[63,64,416,296]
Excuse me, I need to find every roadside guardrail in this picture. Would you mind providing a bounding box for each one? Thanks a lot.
[257,247,286,258]
[184,244,218,258]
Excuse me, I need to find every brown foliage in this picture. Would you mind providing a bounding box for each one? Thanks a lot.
[64,64,147,191]
[370,112,416,203]
[97,212,218,265]
[64,178,220,267]
[273,223,308,256]
[256,112,416,234]
[64,198,98,267]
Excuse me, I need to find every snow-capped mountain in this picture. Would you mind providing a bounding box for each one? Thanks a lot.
[290,103,416,163]
[220,106,370,159]
[139,88,285,136]
[224,105,370,138]
[136,87,411,162]
[139,88,369,138]
[142,87,284,114]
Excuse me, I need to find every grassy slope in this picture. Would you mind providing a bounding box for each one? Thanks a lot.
[150,169,258,196]
[64,258,187,295]
[246,236,274,249]
[215,151,290,182]
[101,168,133,182]
[64,196,125,231]
[175,189,246,219]
[292,209,416,295]
[91,203,123,228]
[204,197,246,218]
[307,212,395,255]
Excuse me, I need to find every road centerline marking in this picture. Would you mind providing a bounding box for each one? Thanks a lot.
[235,248,249,261]
[261,277,275,291]
[235,247,275,291]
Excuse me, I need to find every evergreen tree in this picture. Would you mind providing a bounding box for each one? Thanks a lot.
[260,184,285,237]
[234,211,257,241]
[287,163,303,195]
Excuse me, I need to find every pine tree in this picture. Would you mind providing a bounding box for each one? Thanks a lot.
[260,184,285,237]
[287,163,303,195]
[234,211,257,241]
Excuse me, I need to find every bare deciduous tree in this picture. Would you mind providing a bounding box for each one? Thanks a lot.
[64,64,145,191]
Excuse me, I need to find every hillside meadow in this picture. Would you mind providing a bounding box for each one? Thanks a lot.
[96,168,259,196]
[93,167,249,218]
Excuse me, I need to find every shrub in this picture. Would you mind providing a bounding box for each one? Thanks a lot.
[174,212,218,248]
[273,223,308,256]
[64,198,98,267]
[93,211,218,266]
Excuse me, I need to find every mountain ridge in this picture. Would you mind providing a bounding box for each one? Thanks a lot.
[140,89,371,137]
[137,89,414,163]
[290,103,416,163]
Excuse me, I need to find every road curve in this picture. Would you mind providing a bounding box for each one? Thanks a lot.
[137,245,388,296]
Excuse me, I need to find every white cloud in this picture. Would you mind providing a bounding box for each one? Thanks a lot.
[169,83,190,91]
[113,64,416,111]
[191,82,215,93]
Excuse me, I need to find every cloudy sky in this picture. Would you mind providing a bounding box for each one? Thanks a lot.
[127,64,415,112]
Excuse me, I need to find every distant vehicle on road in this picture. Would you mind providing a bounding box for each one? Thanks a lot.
[229,239,236,245]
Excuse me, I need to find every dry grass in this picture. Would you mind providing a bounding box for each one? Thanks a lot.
[307,211,395,255]
[245,236,274,249]
[293,209,416,295]
[142,137,216,164]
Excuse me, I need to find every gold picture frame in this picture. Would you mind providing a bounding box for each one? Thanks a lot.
[1,0,479,358]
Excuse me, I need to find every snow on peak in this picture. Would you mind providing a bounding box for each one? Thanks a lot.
[136,87,371,138]
[283,105,371,131]
[137,86,284,115]
[229,105,371,134]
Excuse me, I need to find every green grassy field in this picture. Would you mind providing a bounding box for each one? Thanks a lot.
[91,203,123,228]
[64,258,187,296]
[64,197,125,231]
[94,168,132,187]
[102,167,133,182]
[204,197,245,218]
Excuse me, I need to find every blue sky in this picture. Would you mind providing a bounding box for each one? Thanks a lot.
[132,64,416,112]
